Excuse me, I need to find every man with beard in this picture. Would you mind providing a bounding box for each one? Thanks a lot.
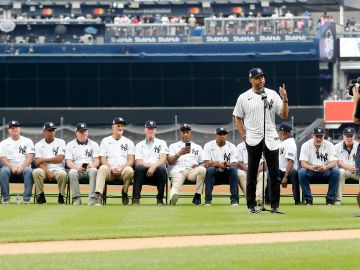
[298,128,339,205]
[233,67,288,214]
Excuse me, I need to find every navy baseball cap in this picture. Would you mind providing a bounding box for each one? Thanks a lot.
[112,117,126,125]
[279,122,292,132]
[8,120,20,128]
[43,122,57,131]
[343,127,355,135]
[216,127,228,135]
[76,123,88,132]
[313,127,325,135]
[179,123,191,131]
[145,120,156,128]
[249,68,266,79]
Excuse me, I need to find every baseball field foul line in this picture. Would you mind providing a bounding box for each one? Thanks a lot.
[1,229,360,255]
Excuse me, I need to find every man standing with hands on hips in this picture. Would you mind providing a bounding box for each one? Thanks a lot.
[233,68,289,214]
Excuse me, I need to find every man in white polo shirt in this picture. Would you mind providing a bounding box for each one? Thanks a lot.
[334,127,359,205]
[65,123,100,206]
[0,120,35,204]
[298,127,339,205]
[203,127,239,206]
[168,123,206,206]
[133,120,168,206]
[233,67,288,214]
[278,122,300,205]
[94,117,135,206]
[32,122,67,204]
[236,141,267,206]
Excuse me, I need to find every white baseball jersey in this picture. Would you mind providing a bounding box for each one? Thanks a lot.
[334,140,359,167]
[233,87,283,150]
[65,139,100,165]
[299,139,336,167]
[168,141,203,174]
[135,138,168,164]
[279,137,298,171]
[0,136,35,167]
[236,141,264,170]
[99,135,135,167]
[35,138,66,170]
[203,140,237,163]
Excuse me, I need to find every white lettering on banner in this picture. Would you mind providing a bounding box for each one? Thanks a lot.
[134,37,157,43]
[158,37,180,43]
[232,36,256,42]
[285,35,307,41]
[205,36,229,42]
[112,37,134,43]
[259,35,281,41]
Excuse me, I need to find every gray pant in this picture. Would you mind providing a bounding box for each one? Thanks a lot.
[68,168,97,198]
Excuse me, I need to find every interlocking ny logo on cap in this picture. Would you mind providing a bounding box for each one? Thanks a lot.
[81,124,85,128]
[317,128,321,133]
[257,68,261,73]
[11,121,16,125]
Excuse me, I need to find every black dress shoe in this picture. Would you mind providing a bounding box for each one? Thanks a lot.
[121,190,129,205]
[58,194,65,204]
[249,206,259,214]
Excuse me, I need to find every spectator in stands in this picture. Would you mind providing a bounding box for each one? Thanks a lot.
[188,14,196,29]
[32,122,67,204]
[278,122,300,205]
[236,141,267,206]
[298,128,339,205]
[0,121,34,204]
[94,117,135,206]
[203,127,239,206]
[133,120,168,206]
[334,127,359,205]
[168,123,206,206]
[65,123,100,206]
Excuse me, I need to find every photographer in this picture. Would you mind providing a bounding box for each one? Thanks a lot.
[350,79,360,123]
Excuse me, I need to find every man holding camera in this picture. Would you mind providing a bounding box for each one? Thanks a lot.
[168,123,206,206]
[65,123,100,206]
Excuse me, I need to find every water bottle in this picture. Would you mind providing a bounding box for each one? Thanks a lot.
[16,195,20,204]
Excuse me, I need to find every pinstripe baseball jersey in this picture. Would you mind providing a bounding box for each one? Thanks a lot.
[233,87,283,150]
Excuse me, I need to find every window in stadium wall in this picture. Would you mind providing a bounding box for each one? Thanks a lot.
[0,61,320,107]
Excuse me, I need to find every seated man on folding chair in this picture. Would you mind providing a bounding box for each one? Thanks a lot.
[32,122,67,204]
[133,120,168,206]
[94,117,135,206]
[65,123,100,206]
[203,127,239,206]
[0,120,35,204]
[168,123,206,206]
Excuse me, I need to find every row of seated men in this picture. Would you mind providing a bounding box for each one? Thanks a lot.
[0,118,358,207]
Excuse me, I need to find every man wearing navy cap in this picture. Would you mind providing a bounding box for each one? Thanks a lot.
[233,67,289,213]
[32,122,67,204]
[94,117,135,206]
[65,123,100,205]
[298,127,339,205]
[334,127,359,205]
[203,127,239,206]
[133,120,168,205]
[0,121,35,204]
[278,122,300,205]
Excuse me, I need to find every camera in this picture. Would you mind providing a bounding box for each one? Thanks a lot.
[185,142,191,147]
[82,163,88,169]
[348,77,360,96]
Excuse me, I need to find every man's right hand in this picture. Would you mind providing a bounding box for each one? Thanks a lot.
[281,177,288,188]
[178,146,191,156]
[75,165,86,173]
[111,166,122,175]
[10,167,18,174]
[47,171,55,181]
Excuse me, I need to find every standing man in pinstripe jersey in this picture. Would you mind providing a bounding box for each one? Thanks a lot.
[233,68,289,214]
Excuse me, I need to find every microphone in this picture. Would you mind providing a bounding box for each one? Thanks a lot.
[259,90,267,100]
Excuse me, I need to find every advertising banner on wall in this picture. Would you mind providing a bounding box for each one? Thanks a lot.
[340,38,360,58]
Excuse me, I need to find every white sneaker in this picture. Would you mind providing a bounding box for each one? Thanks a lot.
[335,200,341,205]
[2,199,10,205]
[170,193,178,206]
[73,197,82,206]
[88,198,96,206]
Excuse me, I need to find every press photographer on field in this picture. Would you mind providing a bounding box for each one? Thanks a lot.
[350,77,360,123]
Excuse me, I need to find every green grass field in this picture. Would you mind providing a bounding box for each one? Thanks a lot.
[0,197,359,243]
[0,240,359,270]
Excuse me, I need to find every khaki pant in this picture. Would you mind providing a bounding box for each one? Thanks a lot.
[169,166,206,199]
[336,168,360,202]
[32,168,68,195]
[95,165,134,194]
[237,170,267,203]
